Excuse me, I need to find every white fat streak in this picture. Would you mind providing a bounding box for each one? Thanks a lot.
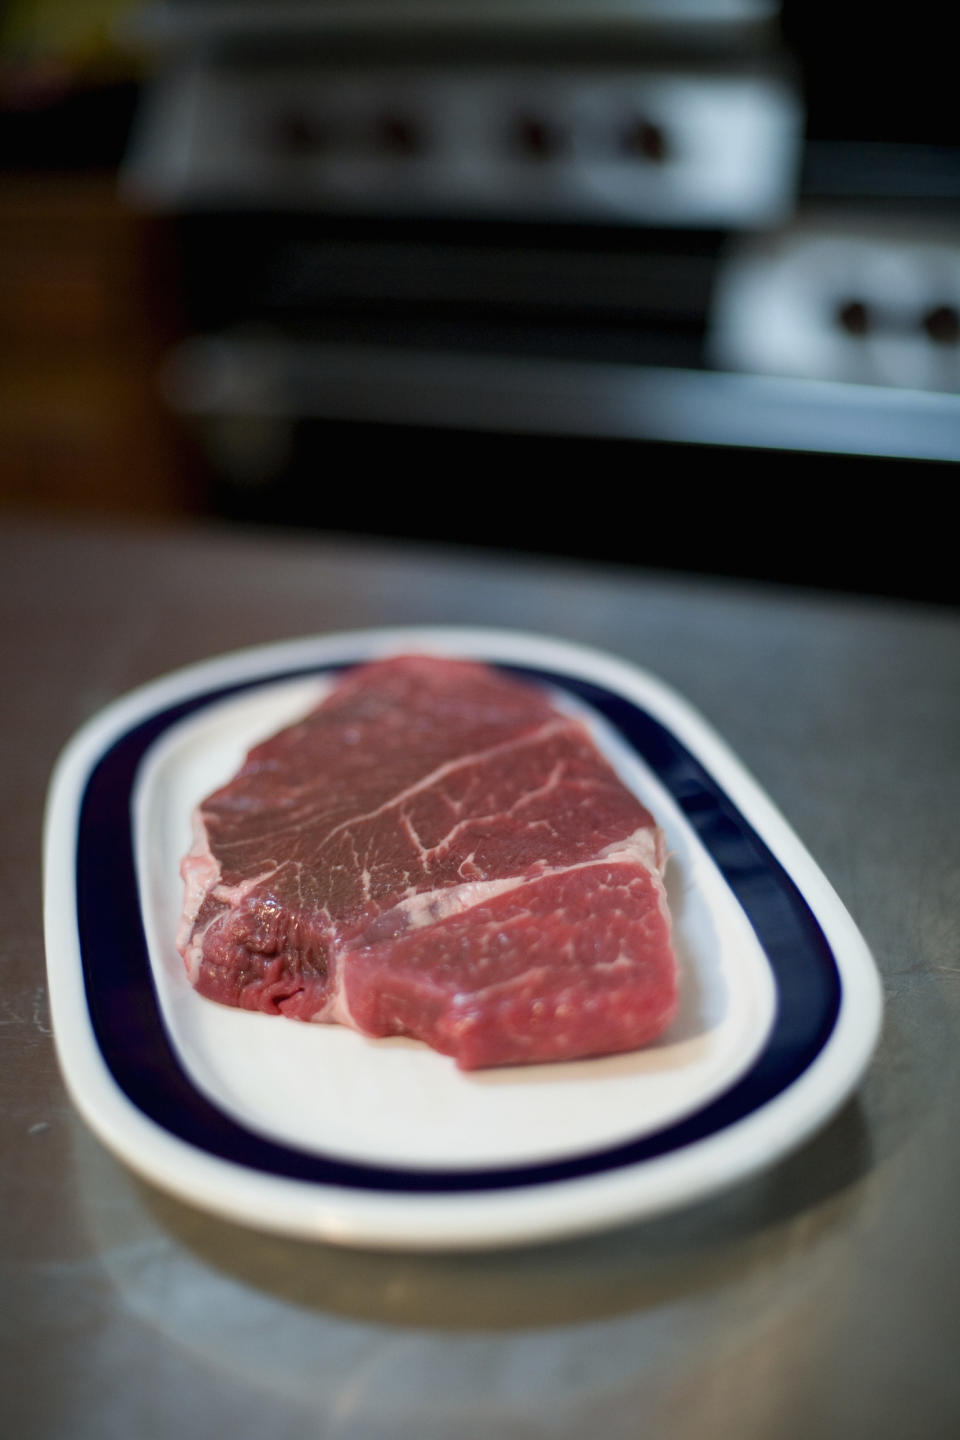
[373,824,667,936]
[599,824,666,873]
[416,758,567,863]
[177,809,221,981]
[591,953,634,973]
[400,875,528,930]
[313,952,353,1027]
[315,715,573,851]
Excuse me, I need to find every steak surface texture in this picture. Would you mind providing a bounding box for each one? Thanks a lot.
[178,655,678,1068]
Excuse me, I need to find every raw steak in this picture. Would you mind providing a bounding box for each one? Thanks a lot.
[178,655,678,1068]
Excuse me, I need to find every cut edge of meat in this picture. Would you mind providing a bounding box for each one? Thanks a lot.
[178,810,286,985]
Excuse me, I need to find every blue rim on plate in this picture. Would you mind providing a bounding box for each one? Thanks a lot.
[75,660,841,1196]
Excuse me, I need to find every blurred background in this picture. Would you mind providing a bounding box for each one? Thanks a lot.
[2,0,958,603]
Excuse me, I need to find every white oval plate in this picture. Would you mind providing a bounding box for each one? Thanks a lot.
[44,627,882,1249]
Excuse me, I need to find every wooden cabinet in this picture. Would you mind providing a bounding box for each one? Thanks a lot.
[0,175,195,515]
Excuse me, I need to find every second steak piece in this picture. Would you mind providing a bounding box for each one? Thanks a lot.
[178,654,678,1068]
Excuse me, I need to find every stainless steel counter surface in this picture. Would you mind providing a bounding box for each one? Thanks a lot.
[3,513,959,1440]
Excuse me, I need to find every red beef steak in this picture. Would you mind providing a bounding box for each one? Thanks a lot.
[177,655,678,1068]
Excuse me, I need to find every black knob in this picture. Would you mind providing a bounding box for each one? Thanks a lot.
[922,304,959,344]
[835,300,871,336]
[621,118,669,163]
[512,113,565,159]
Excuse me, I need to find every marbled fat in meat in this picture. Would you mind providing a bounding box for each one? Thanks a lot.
[178,655,678,1068]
